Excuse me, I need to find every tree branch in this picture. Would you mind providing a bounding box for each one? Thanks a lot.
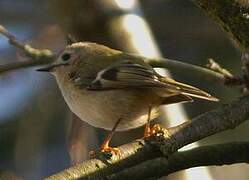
[46,94,249,179]
[108,142,249,179]
[0,24,238,86]
[0,25,54,74]
[0,24,244,89]
[189,0,249,90]
[0,59,52,73]
[191,0,249,52]
[148,58,226,84]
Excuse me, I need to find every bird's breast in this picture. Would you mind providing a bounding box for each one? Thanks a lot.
[54,74,160,131]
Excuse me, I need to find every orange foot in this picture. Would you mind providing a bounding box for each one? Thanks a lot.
[151,124,164,135]
[89,146,121,158]
[144,124,165,138]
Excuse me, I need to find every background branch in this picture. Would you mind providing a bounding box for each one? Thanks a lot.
[108,142,249,179]
[148,58,226,84]
[46,94,249,179]
[191,0,249,51]
[0,25,54,74]
[0,24,238,87]
[0,59,52,74]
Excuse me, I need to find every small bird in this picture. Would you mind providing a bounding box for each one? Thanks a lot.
[37,42,218,155]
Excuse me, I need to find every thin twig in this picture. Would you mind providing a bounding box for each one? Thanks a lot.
[0,24,245,88]
[0,25,54,71]
[0,25,54,59]
[148,58,225,84]
[0,59,52,73]
[0,25,26,51]
[206,58,246,86]
[206,58,233,78]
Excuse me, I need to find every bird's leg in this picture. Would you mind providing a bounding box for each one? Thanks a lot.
[99,118,121,155]
[143,107,164,137]
[144,107,152,137]
[90,118,122,157]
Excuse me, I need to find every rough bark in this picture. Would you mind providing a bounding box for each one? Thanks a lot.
[108,142,249,179]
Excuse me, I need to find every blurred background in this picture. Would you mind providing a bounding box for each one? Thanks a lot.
[0,0,248,179]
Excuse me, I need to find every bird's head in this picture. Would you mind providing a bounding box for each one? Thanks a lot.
[36,42,120,76]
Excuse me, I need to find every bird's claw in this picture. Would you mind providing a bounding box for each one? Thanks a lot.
[101,147,121,156]
[89,147,121,158]
[151,124,164,135]
[143,124,165,138]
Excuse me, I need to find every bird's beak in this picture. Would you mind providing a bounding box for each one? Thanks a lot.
[36,64,65,72]
[36,65,54,72]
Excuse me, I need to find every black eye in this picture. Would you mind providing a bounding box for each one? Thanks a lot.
[61,53,71,61]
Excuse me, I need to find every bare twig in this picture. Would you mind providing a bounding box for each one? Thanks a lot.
[0,25,27,51]
[0,25,54,59]
[206,58,233,78]
[46,94,249,179]
[206,58,245,86]
[0,59,52,73]
[0,24,237,86]
[0,25,54,74]
[108,142,249,179]
[0,24,245,88]
[148,58,225,84]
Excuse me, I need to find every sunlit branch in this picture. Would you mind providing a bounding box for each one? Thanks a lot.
[108,142,249,179]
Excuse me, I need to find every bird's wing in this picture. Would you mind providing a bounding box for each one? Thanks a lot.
[86,60,218,101]
[87,60,166,89]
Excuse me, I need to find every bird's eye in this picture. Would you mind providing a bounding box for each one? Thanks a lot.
[61,53,71,61]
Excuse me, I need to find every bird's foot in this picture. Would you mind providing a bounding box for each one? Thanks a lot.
[89,146,121,158]
[143,124,165,138]
[101,146,121,156]
[151,124,164,135]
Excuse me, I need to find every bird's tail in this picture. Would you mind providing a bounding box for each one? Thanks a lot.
[159,77,219,101]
